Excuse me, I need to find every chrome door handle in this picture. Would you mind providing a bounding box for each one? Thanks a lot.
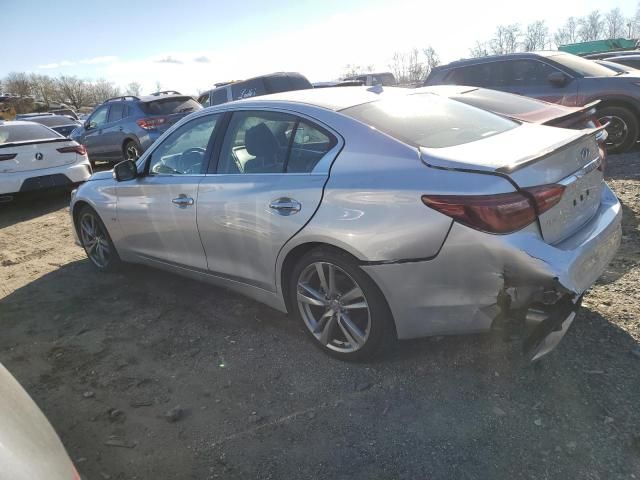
[269,197,301,215]
[172,194,194,208]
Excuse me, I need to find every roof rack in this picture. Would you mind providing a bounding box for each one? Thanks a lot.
[104,95,140,103]
[149,90,181,96]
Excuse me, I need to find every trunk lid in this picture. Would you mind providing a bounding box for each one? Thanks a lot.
[0,139,80,173]
[421,123,604,244]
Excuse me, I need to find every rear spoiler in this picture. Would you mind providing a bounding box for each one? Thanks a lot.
[548,99,607,143]
[0,137,71,149]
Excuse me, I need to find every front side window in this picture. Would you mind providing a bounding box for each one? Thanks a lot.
[148,114,218,175]
[217,111,296,174]
[504,60,560,87]
[107,103,124,123]
[89,105,109,128]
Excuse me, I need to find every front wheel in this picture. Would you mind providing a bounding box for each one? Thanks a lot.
[77,205,120,272]
[289,248,395,361]
[598,106,639,154]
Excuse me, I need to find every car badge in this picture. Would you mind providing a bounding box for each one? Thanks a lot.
[579,147,589,162]
[35,152,43,160]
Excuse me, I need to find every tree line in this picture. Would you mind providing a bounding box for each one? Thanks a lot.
[347,5,640,84]
[0,73,144,111]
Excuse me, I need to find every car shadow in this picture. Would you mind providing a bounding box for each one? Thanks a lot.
[0,189,70,229]
[605,148,640,181]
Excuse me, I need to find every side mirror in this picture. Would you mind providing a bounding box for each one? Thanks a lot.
[113,159,138,182]
[84,120,92,130]
[548,71,568,87]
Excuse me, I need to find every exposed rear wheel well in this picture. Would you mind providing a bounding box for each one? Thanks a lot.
[72,200,91,233]
[598,99,640,117]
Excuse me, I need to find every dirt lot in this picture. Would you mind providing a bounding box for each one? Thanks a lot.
[1,153,639,480]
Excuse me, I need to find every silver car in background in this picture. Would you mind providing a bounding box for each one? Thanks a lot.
[70,87,621,361]
[0,363,79,480]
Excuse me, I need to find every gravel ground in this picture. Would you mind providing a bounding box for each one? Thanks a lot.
[0,153,639,480]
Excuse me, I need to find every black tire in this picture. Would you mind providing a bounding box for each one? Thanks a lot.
[123,140,141,162]
[77,205,121,272]
[288,247,395,361]
[598,106,639,154]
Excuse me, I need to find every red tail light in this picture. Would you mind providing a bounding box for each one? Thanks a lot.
[421,184,565,234]
[57,144,87,156]
[137,117,167,130]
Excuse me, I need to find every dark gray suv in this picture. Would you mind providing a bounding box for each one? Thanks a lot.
[71,91,202,165]
[425,51,640,152]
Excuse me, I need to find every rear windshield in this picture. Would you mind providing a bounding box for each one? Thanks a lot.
[139,97,202,115]
[0,123,62,144]
[451,89,551,116]
[342,94,518,148]
[29,116,76,127]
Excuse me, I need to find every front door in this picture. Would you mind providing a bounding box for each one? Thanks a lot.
[82,104,110,160]
[197,110,340,291]
[499,59,579,105]
[115,113,220,269]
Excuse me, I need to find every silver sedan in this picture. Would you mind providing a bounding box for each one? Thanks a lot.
[70,87,621,361]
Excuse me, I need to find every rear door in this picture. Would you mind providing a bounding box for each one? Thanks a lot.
[499,59,578,105]
[197,109,341,291]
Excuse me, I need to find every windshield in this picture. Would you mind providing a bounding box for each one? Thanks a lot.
[0,123,61,144]
[549,53,617,77]
[342,93,518,148]
[139,97,202,115]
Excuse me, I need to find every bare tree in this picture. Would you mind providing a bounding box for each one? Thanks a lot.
[578,10,604,42]
[490,24,521,55]
[154,80,162,93]
[3,72,32,97]
[422,46,440,76]
[469,41,490,58]
[126,82,142,96]
[57,76,91,109]
[29,74,57,108]
[406,48,425,83]
[554,17,579,46]
[604,7,626,38]
[523,20,550,51]
[389,52,408,84]
[632,2,640,37]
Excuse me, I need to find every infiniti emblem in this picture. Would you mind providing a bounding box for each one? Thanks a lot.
[579,147,589,162]
[35,152,43,160]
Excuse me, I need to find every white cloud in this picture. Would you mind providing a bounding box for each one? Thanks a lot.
[79,56,118,65]
[38,60,74,69]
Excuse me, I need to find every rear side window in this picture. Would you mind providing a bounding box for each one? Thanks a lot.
[445,62,504,88]
[231,79,266,101]
[140,97,201,115]
[0,123,61,144]
[198,93,211,107]
[211,88,228,105]
[342,94,518,149]
[107,103,125,122]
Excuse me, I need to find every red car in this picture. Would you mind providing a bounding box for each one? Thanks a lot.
[417,85,607,162]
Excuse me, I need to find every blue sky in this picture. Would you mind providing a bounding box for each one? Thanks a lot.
[3,0,638,94]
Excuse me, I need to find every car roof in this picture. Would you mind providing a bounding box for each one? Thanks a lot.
[433,51,564,69]
[228,86,409,111]
[606,54,640,61]
[202,72,310,94]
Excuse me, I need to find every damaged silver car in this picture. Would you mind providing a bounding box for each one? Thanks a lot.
[70,87,621,361]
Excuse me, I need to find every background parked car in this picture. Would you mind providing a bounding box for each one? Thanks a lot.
[343,71,397,86]
[0,363,80,480]
[313,80,365,88]
[197,72,312,107]
[584,50,640,60]
[0,121,91,202]
[602,54,640,71]
[424,51,640,152]
[18,114,81,137]
[595,59,637,74]
[71,91,202,165]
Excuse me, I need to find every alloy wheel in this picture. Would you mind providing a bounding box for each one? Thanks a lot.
[296,261,371,353]
[79,212,111,268]
[600,115,629,150]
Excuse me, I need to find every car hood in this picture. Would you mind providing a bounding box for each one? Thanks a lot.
[0,363,77,480]
[88,170,114,181]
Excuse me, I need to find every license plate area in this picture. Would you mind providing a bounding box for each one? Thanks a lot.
[538,160,603,244]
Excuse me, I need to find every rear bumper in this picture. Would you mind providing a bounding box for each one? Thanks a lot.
[0,161,92,195]
[363,184,622,341]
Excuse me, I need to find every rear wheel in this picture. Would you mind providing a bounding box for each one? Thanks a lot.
[289,248,395,361]
[123,140,141,162]
[77,205,120,271]
[598,106,638,153]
